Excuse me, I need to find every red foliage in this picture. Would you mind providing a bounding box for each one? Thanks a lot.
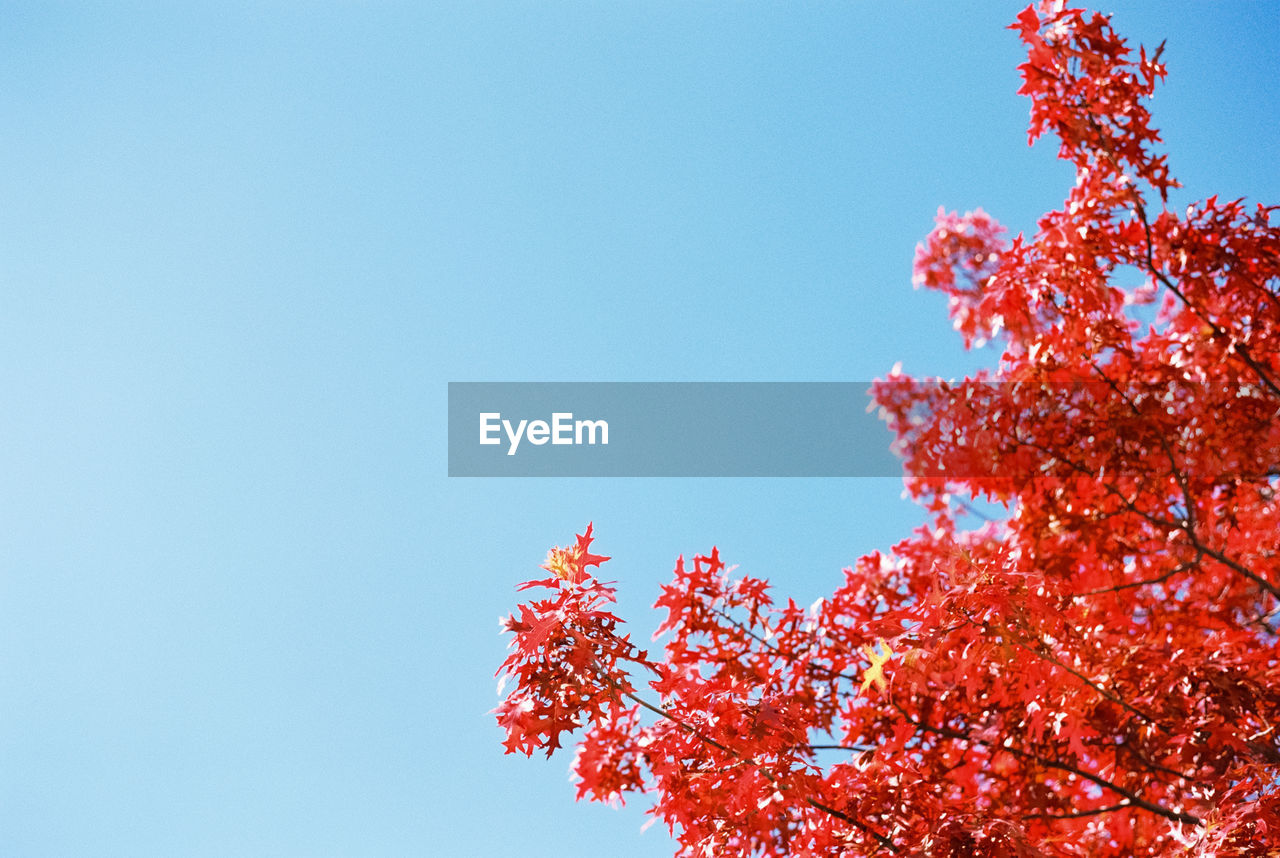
[495,5,1280,855]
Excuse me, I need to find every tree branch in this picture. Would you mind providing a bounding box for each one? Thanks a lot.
[1130,194,1280,399]
[1024,801,1131,820]
[579,644,900,854]
[887,702,1203,828]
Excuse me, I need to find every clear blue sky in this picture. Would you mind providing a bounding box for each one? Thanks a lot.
[1,2,1277,856]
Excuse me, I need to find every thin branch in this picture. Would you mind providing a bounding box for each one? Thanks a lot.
[1013,432,1280,600]
[1010,640,1170,736]
[953,498,1001,523]
[887,702,1203,828]
[1183,537,1280,601]
[1073,110,1280,398]
[594,662,899,852]
[1086,359,1200,537]
[709,606,862,685]
[1072,558,1196,597]
[1131,194,1280,399]
[1119,740,1197,785]
[1024,801,1131,820]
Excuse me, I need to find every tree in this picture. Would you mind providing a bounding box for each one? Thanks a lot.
[494,4,1280,855]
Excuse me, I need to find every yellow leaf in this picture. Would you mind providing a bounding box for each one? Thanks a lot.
[860,639,895,695]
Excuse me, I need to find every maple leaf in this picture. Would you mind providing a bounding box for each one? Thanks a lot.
[541,521,611,585]
[860,639,895,695]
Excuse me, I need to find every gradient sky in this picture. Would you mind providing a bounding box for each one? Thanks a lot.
[2,2,1278,856]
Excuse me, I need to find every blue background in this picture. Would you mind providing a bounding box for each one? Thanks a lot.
[2,2,1277,855]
